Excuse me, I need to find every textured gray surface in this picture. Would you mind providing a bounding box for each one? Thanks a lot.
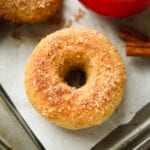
[92,103,150,150]
[0,1,150,150]
[0,89,44,150]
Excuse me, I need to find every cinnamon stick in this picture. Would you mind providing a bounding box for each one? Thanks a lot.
[119,26,150,57]
[126,41,150,56]
[120,27,149,42]
[126,41,150,48]
[126,47,150,56]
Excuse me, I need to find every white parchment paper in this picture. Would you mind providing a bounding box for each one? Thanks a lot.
[0,1,150,150]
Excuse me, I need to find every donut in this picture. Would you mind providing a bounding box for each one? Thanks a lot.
[25,27,126,129]
[0,0,62,23]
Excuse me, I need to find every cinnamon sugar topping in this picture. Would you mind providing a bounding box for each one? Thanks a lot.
[25,27,126,129]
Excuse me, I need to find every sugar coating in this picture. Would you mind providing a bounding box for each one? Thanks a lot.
[0,0,62,23]
[25,27,126,129]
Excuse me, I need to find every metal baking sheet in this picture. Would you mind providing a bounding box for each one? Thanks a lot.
[0,84,45,150]
[0,1,150,150]
[92,103,150,150]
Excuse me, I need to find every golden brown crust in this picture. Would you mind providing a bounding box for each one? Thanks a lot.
[0,0,62,23]
[25,27,126,129]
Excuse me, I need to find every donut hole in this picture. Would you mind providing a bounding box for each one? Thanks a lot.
[64,67,87,89]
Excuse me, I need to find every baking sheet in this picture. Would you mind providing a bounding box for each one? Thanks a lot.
[0,85,45,150]
[0,1,150,150]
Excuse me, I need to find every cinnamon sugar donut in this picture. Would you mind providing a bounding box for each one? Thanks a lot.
[0,0,62,23]
[25,27,126,129]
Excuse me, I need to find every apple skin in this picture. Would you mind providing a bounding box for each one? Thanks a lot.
[79,0,150,18]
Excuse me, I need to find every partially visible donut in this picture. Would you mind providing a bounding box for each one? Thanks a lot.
[25,27,126,129]
[0,0,62,23]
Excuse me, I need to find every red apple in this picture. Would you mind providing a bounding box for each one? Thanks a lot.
[79,0,150,18]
